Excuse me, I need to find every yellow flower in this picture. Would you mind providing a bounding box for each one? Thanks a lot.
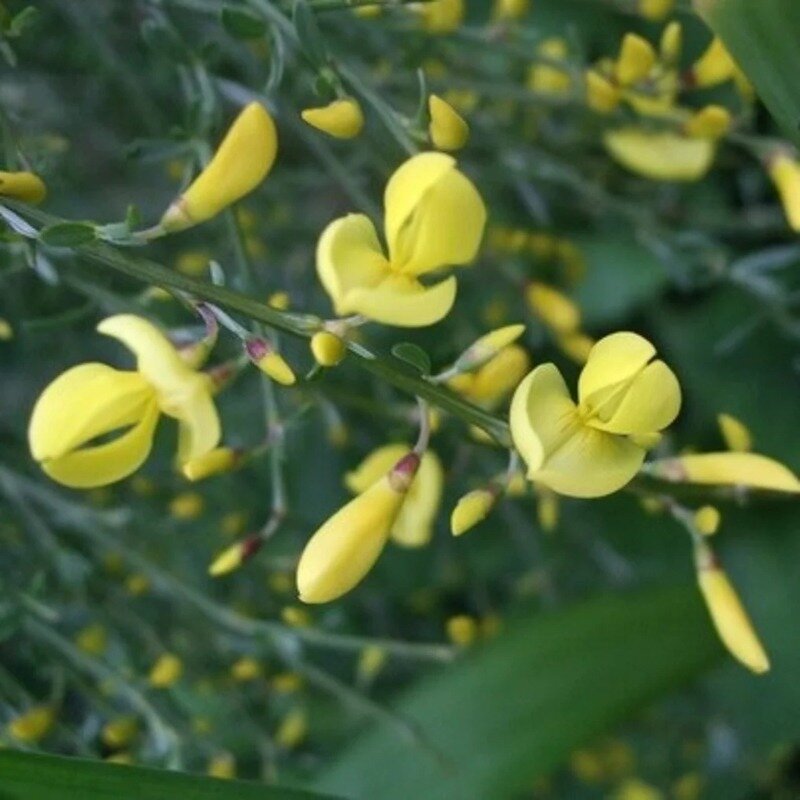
[75,623,108,655]
[301,98,364,139]
[451,323,525,373]
[148,653,183,688]
[160,103,277,232]
[209,535,263,577]
[345,445,443,548]
[230,657,263,681]
[684,105,731,140]
[207,752,236,780]
[245,337,296,385]
[317,152,486,327]
[297,451,421,603]
[311,331,346,367]
[526,282,581,334]
[416,0,464,34]
[8,706,55,742]
[687,37,736,88]
[101,716,138,749]
[694,505,720,535]
[717,412,752,452]
[449,344,530,410]
[528,38,572,96]
[615,33,657,87]
[511,332,681,498]
[695,544,770,674]
[556,330,595,364]
[604,128,716,182]
[0,317,13,340]
[637,0,674,20]
[182,447,239,481]
[446,614,478,646]
[450,487,497,536]
[767,151,800,232]
[493,0,529,20]
[29,315,221,488]
[428,94,469,152]
[0,170,47,203]
[169,491,204,520]
[649,452,800,493]
[585,70,621,114]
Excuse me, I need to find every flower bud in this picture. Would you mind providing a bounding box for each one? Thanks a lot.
[428,94,469,152]
[528,38,571,95]
[275,708,307,750]
[231,657,263,681]
[585,70,621,114]
[0,170,47,204]
[556,330,595,364]
[8,706,55,742]
[209,534,263,577]
[446,614,478,646]
[453,324,525,373]
[536,487,559,532]
[717,412,752,452]
[615,33,656,86]
[694,505,721,536]
[659,21,682,64]
[767,151,800,232]
[245,338,296,386]
[493,0,529,20]
[526,282,581,334]
[686,38,736,89]
[357,645,387,682]
[311,331,346,367]
[637,0,674,20]
[207,753,236,780]
[101,716,138,749]
[160,103,277,232]
[148,653,183,688]
[301,98,364,139]
[450,487,498,536]
[182,447,239,481]
[695,544,769,674]
[297,452,419,603]
[168,491,204,519]
[684,105,731,139]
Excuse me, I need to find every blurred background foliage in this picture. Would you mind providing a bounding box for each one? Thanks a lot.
[0,0,799,798]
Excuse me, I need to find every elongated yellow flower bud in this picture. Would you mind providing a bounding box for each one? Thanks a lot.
[615,33,656,87]
[695,545,769,674]
[767,151,800,232]
[311,331,346,367]
[717,412,752,452]
[428,94,469,152]
[0,170,47,204]
[161,103,277,232]
[275,708,308,750]
[451,487,498,536]
[297,452,419,603]
[101,716,138,749]
[182,447,239,481]
[694,505,720,535]
[585,70,621,114]
[301,98,364,139]
[245,338,296,386]
[453,324,525,373]
[8,706,55,742]
[526,282,581,333]
[209,534,263,577]
[148,653,183,688]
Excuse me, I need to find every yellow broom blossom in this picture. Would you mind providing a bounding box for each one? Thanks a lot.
[8,706,55,742]
[245,337,296,385]
[182,447,239,481]
[297,451,421,602]
[493,0,530,21]
[345,445,443,547]
[416,0,464,34]
[0,170,47,203]
[317,152,486,326]
[684,105,731,140]
[687,37,736,89]
[160,103,277,232]
[585,70,621,114]
[694,505,720,536]
[636,0,674,20]
[526,282,581,334]
[310,331,347,367]
[695,543,770,674]
[451,487,498,536]
[448,344,531,410]
[528,38,572,96]
[767,151,800,232]
[148,653,183,688]
[29,315,220,488]
[511,332,681,497]
[717,412,752,452]
[451,324,525,373]
[301,98,364,139]
[428,94,469,152]
[615,33,657,87]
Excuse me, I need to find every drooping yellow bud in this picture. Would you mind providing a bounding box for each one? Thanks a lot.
[492,0,530,20]
[182,447,238,481]
[453,324,525,373]
[615,33,656,87]
[694,505,721,535]
[688,38,736,89]
[428,94,469,152]
[207,753,236,780]
[684,105,731,140]
[275,708,308,749]
[556,330,595,364]
[637,0,674,20]
[230,657,263,681]
[311,331,346,367]
[695,545,770,674]
[717,412,752,452]
[101,716,138,749]
[168,491,204,520]
[148,653,183,688]
[0,170,47,204]
[767,152,800,232]
[160,103,277,232]
[446,614,478,646]
[526,282,581,333]
[297,452,420,603]
[245,338,296,385]
[301,98,364,139]
[585,70,621,114]
[8,706,55,742]
[209,534,262,577]
[451,488,497,536]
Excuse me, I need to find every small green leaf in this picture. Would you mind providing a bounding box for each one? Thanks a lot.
[39,222,97,247]
[7,6,39,37]
[391,342,432,375]
[221,7,267,39]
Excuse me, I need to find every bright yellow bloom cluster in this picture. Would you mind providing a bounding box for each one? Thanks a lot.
[317,152,486,326]
[0,169,47,203]
[511,332,681,497]
[160,103,277,232]
[29,315,220,488]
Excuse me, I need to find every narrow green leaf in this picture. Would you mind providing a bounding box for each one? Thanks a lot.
[391,342,432,376]
[221,8,267,40]
[0,750,337,800]
[39,222,97,247]
[696,0,800,147]
[317,586,722,800]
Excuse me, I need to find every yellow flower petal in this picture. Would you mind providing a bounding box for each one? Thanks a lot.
[451,488,496,536]
[768,152,800,232]
[0,170,47,204]
[428,94,469,151]
[161,103,277,231]
[42,400,159,489]
[615,33,657,87]
[468,344,530,408]
[29,363,154,462]
[301,98,365,139]
[176,390,223,463]
[689,38,736,89]
[604,128,716,182]
[526,282,581,334]
[717,412,752,452]
[417,0,464,33]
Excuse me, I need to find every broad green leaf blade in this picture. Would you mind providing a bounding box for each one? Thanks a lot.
[0,751,336,800]
[695,0,800,147]
[317,586,722,800]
